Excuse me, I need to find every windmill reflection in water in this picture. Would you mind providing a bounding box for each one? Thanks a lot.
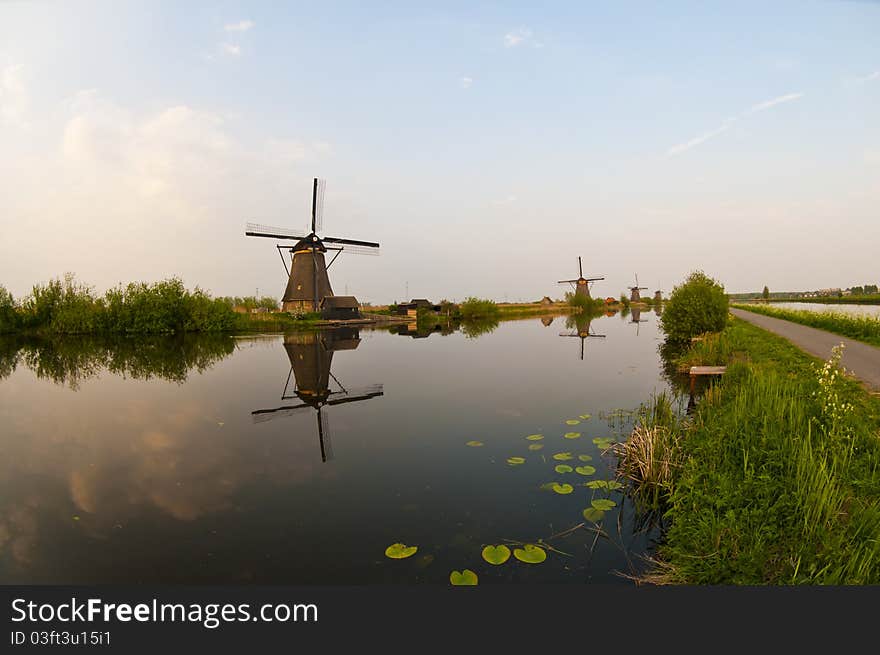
[251,328,383,462]
[559,313,606,360]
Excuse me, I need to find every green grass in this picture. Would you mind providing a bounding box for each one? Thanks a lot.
[636,318,880,584]
[733,303,880,347]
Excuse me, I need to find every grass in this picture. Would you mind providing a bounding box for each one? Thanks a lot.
[734,303,880,347]
[625,317,880,584]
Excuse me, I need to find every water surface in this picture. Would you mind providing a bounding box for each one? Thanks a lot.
[0,310,670,584]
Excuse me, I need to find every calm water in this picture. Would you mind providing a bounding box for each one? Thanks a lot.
[767,302,880,318]
[0,310,672,584]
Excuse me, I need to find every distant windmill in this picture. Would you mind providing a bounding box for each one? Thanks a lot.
[628,273,648,303]
[560,313,606,360]
[251,329,383,462]
[245,178,380,312]
[558,256,604,300]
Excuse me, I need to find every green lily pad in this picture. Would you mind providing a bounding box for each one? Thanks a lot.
[507,456,526,466]
[591,499,617,511]
[513,544,547,564]
[564,432,582,439]
[593,437,614,448]
[565,419,581,425]
[607,480,624,491]
[481,545,511,565]
[578,454,593,462]
[552,483,574,495]
[450,569,479,585]
[465,440,484,447]
[580,414,592,420]
[526,434,544,441]
[554,464,573,474]
[582,508,605,521]
[385,543,418,559]
[585,480,608,489]
[575,465,596,476]
[527,443,544,451]
[552,452,574,461]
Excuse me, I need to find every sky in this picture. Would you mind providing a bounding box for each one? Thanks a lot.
[1,1,878,303]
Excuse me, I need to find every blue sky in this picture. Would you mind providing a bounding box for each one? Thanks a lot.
[1,1,878,302]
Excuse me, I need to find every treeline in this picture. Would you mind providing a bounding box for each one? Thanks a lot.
[0,275,280,335]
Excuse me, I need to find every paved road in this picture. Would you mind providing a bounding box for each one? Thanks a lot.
[730,308,880,390]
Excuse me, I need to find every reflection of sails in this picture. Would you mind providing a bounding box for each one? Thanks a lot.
[629,307,648,336]
[560,314,606,360]
[541,316,554,327]
[251,328,383,462]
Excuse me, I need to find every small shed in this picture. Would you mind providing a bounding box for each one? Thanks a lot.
[539,296,554,305]
[395,298,441,316]
[320,296,362,320]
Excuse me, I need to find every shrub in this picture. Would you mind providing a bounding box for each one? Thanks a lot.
[660,271,728,343]
[0,285,17,333]
[459,297,499,320]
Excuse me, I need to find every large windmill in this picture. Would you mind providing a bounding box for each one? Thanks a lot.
[559,313,606,360]
[245,178,380,312]
[628,274,648,303]
[558,257,604,300]
[251,328,383,462]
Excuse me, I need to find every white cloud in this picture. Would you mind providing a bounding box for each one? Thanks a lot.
[0,64,29,127]
[224,20,254,32]
[222,43,241,57]
[746,92,804,114]
[504,27,533,48]
[460,76,473,89]
[855,70,879,83]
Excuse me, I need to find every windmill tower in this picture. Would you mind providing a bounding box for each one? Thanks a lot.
[559,313,606,360]
[654,290,662,304]
[251,328,383,462]
[629,306,648,336]
[628,274,648,303]
[558,257,604,300]
[245,178,380,312]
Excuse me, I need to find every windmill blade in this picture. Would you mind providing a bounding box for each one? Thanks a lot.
[246,222,308,241]
[323,236,380,248]
[250,402,313,423]
[558,279,579,284]
[326,384,384,406]
[578,256,583,278]
[313,178,326,233]
[318,409,333,461]
[329,244,381,257]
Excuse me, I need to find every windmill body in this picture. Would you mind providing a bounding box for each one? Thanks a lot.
[628,273,648,303]
[558,256,604,300]
[245,178,380,313]
[559,314,606,360]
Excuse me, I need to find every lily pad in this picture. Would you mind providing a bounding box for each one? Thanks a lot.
[575,465,596,476]
[481,545,511,565]
[513,544,547,564]
[606,480,624,491]
[593,437,614,448]
[554,464,573,474]
[591,499,617,511]
[450,569,479,585]
[580,414,592,420]
[385,543,418,559]
[585,480,608,489]
[507,456,526,466]
[526,434,544,441]
[552,452,574,461]
[564,432,582,439]
[578,454,593,462]
[565,419,581,425]
[552,483,574,495]
[582,508,605,522]
[465,440,484,447]
[527,443,544,451]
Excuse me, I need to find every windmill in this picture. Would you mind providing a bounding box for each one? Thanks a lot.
[251,328,383,462]
[559,313,606,360]
[628,274,648,303]
[629,306,648,336]
[558,256,604,300]
[245,178,380,312]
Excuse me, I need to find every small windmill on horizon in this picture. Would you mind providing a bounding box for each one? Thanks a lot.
[245,178,380,313]
[558,257,604,300]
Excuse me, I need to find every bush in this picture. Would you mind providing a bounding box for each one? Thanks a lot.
[659,271,728,343]
[459,297,499,320]
[0,285,18,333]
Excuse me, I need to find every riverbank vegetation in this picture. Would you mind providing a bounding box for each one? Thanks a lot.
[659,271,728,343]
[620,317,880,583]
[733,303,880,348]
[0,276,321,335]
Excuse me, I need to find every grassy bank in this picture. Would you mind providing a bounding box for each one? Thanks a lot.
[620,317,880,584]
[733,303,880,347]
[770,295,880,305]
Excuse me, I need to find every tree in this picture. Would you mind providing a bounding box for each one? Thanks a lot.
[659,271,728,343]
[762,286,770,300]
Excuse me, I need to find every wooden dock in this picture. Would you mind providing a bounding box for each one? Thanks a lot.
[689,365,727,392]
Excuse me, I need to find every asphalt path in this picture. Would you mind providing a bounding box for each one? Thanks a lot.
[731,308,880,390]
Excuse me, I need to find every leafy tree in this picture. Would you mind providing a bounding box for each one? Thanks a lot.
[0,285,18,333]
[659,271,729,343]
[762,286,770,300]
